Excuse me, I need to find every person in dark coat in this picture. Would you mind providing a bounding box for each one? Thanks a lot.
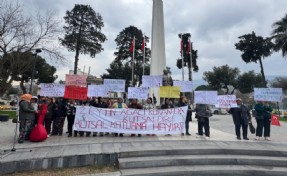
[195,104,211,139]
[18,94,37,143]
[51,98,66,136]
[92,97,108,137]
[254,101,273,141]
[66,99,77,137]
[228,98,251,140]
[161,98,174,109]
[128,99,143,137]
[161,98,174,136]
[178,96,192,136]
[44,98,55,136]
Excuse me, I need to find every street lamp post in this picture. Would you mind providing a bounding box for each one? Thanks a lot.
[29,49,42,94]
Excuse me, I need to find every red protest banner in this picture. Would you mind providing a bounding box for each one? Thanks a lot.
[271,114,281,126]
[64,86,87,100]
[65,74,87,87]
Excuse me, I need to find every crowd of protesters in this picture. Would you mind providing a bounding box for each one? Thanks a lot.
[17,94,275,144]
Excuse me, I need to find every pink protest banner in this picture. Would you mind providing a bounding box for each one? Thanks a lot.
[64,86,87,100]
[65,74,87,87]
[74,106,188,134]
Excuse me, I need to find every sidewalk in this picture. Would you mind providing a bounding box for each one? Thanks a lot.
[0,114,287,175]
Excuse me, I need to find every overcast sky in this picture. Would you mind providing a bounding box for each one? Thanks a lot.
[24,0,287,82]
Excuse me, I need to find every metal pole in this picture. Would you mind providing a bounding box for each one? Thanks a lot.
[132,36,135,86]
[181,35,184,81]
[143,35,145,76]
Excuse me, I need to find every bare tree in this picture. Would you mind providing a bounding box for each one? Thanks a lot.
[0,0,64,96]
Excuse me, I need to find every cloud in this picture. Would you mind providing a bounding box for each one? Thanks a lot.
[21,0,287,84]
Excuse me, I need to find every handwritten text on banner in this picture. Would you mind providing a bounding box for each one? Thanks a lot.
[128,87,149,99]
[173,81,193,92]
[254,88,282,102]
[87,85,109,97]
[104,79,125,92]
[142,75,163,87]
[194,91,218,105]
[40,83,65,97]
[74,106,187,134]
[65,75,87,87]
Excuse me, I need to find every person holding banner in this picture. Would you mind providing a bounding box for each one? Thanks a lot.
[66,99,77,137]
[178,96,192,136]
[144,97,156,136]
[51,98,67,136]
[254,101,273,141]
[161,98,174,136]
[112,97,127,137]
[195,104,211,139]
[92,97,108,137]
[228,98,251,140]
[128,99,143,137]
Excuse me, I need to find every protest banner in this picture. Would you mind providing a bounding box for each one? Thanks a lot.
[87,85,109,97]
[103,79,125,92]
[194,91,217,105]
[128,87,149,99]
[254,88,282,102]
[159,86,180,98]
[64,86,87,100]
[142,75,163,87]
[65,75,87,87]
[74,106,187,134]
[173,81,193,92]
[216,95,237,108]
[40,83,65,97]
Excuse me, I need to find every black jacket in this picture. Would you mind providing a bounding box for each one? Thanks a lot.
[228,104,251,126]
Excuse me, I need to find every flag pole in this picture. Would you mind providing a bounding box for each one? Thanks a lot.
[181,35,184,81]
[132,36,135,87]
[142,35,145,76]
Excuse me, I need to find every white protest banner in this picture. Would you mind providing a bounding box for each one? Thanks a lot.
[194,91,218,105]
[87,85,109,97]
[104,79,125,92]
[216,95,237,108]
[74,106,187,134]
[173,81,193,92]
[65,74,87,87]
[142,75,163,87]
[128,87,149,99]
[254,88,282,102]
[40,83,65,97]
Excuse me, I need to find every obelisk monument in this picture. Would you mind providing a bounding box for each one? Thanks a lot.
[150,0,166,105]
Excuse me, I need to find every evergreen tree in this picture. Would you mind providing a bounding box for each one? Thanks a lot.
[60,4,107,74]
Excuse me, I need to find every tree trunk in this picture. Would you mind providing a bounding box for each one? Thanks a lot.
[259,57,267,87]
[1,77,14,98]
[74,48,79,75]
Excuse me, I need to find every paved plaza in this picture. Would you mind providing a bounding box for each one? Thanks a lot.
[1,114,286,151]
[0,113,287,175]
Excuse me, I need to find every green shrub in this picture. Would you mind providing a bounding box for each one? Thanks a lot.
[0,110,16,119]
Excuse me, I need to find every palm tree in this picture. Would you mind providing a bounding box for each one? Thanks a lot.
[271,14,287,58]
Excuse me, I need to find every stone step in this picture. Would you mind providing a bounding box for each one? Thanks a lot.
[119,154,287,169]
[120,165,287,176]
[119,147,287,158]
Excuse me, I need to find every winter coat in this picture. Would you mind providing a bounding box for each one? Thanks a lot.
[178,101,192,122]
[19,100,36,121]
[45,103,55,119]
[255,103,273,120]
[228,104,251,126]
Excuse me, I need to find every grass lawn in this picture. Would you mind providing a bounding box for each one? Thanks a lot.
[279,117,287,122]
[0,110,17,119]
